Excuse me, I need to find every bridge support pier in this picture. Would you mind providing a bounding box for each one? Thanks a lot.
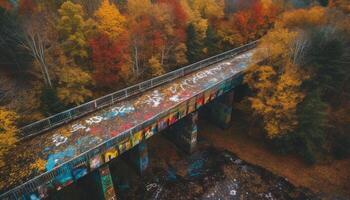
[126,141,149,175]
[94,164,118,200]
[207,90,234,129]
[167,111,198,153]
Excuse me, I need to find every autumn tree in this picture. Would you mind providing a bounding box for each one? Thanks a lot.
[20,5,56,88]
[57,1,95,61]
[148,56,165,76]
[90,33,130,89]
[0,107,18,168]
[127,0,188,78]
[57,66,93,105]
[94,0,126,40]
[218,0,279,46]
[245,63,306,138]
[246,6,350,162]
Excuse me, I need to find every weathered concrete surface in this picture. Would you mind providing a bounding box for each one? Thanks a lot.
[0,50,255,192]
[166,112,198,154]
[207,90,235,129]
[126,141,149,175]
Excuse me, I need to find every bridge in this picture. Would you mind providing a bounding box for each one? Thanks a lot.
[0,41,258,200]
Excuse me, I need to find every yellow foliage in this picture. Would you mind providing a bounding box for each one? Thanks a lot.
[175,43,188,65]
[191,0,224,20]
[127,0,152,18]
[95,0,126,40]
[148,56,165,76]
[254,28,299,64]
[180,0,194,22]
[30,158,47,172]
[245,64,306,138]
[192,12,208,39]
[276,6,327,29]
[57,66,93,105]
[0,108,18,168]
[217,20,245,46]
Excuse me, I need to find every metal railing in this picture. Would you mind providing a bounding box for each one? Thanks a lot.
[0,41,258,200]
[19,41,258,139]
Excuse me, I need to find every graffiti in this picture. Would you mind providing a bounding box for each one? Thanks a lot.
[146,183,163,200]
[143,90,164,107]
[230,190,237,196]
[169,95,180,103]
[140,154,149,172]
[118,137,132,154]
[104,105,135,120]
[71,124,86,133]
[146,183,158,191]
[167,65,223,95]
[154,186,162,199]
[46,147,76,171]
[132,131,143,146]
[89,154,103,170]
[72,165,88,180]
[104,147,118,163]
[70,105,135,134]
[99,166,116,200]
[52,134,68,147]
[145,124,157,139]
[86,116,103,125]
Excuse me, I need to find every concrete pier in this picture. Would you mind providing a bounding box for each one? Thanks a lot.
[94,164,118,200]
[126,141,149,175]
[167,111,198,153]
[207,90,234,129]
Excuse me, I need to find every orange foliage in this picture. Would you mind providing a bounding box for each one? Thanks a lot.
[0,0,12,10]
[90,33,130,88]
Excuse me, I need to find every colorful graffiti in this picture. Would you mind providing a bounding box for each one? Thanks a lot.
[52,134,68,147]
[89,155,104,170]
[104,147,118,163]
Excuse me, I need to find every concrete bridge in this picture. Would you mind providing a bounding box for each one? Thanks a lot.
[0,41,258,200]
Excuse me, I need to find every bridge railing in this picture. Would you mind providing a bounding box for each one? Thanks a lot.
[19,40,258,139]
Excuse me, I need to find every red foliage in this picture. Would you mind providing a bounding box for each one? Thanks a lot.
[0,0,12,10]
[155,0,187,40]
[251,1,264,27]
[230,0,278,41]
[18,0,36,16]
[90,33,130,87]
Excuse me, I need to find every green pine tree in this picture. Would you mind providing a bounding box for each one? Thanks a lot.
[205,25,221,56]
[186,23,203,63]
[295,89,328,164]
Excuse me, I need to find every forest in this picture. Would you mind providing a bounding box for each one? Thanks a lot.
[0,0,349,181]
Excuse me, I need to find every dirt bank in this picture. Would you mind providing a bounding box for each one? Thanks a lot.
[199,119,350,199]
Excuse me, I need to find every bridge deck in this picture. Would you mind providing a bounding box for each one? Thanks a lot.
[0,50,255,196]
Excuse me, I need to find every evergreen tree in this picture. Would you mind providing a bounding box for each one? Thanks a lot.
[205,25,221,56]
[40,87,66,116]
[186,23,203,63]
[295,89,328,164]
